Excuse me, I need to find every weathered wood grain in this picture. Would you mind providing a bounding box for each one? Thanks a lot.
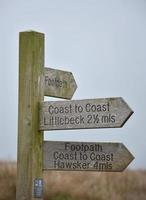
[40,97,133,131]
[44,67,77,99]
[43,141,134,172]
[16,31,44,200]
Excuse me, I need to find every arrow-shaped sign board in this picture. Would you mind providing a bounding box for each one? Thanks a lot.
[39,97,133,131]
[43,141,134,171]
[44,67,77,99]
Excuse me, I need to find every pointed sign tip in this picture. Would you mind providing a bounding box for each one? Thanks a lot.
[121,144,135,171]
[118,97,134,128]
[120,110,134,128]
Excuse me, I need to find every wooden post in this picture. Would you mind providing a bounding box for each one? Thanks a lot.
[16,31,44,200]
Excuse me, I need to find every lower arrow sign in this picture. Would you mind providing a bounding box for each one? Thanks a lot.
[43,141,134,172]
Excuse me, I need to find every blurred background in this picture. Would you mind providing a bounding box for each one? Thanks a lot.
[0,0,146,170]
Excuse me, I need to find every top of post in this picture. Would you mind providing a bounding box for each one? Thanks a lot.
[19,30,44,36]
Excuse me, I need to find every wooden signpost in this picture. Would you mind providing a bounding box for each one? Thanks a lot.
[17,30,134,200]
[17,31,44,200]
[43,141,134,172]
[44,67,77,99]
[39,97,133,131]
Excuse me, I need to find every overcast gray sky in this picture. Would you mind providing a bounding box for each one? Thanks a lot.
[0,0,146,169]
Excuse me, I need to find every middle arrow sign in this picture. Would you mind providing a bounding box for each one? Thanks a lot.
[39,97,133,131]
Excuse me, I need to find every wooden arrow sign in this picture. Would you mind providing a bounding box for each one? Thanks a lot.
[44,67,77,99]
[43,141,134,171]
[39,97,133,131]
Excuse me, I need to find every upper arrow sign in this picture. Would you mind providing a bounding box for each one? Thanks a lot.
[39,97,133,131]
[44,67,77,99]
